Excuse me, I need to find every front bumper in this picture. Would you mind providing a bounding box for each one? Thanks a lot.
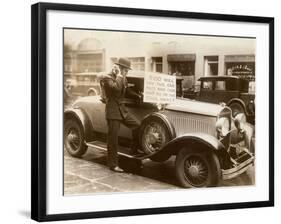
[222,145,254,180]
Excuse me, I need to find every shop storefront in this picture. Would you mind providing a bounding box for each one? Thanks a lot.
[167,54,195,76]
[167,54,196,89]
[224,55,255,81]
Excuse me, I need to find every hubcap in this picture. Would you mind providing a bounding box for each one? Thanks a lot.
[66,129,80,151]
[184,156,208,187]
[147,132,159,144]
[144,122,166,153]
[188,165,200,177]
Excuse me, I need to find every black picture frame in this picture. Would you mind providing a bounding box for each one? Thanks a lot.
[31,2,274,222]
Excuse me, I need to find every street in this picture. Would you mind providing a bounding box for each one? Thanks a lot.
[64,145,255,195]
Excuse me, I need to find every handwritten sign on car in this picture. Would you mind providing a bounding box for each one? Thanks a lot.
[143,72,176,104]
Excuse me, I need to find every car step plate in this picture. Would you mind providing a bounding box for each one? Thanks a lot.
[86,141,147,160]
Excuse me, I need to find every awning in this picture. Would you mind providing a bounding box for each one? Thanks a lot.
[167,54,196,62]
[225,55,255,63]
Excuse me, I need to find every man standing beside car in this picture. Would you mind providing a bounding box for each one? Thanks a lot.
[102,58,142,173]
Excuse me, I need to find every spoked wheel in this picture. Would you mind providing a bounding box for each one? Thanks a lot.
[64,119,87,157]
[141,120,169,155]
[175,148,221,188]
[183,155,209,187]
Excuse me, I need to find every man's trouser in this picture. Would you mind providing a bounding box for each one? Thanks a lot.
[107,114,140,168]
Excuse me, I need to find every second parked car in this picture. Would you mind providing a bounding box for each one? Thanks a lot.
[195,76,255,123]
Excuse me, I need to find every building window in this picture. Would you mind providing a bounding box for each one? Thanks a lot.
[111,57,145,71]
[225,63,255,81]
[202,81,213,90]
[167,54,196,76]
[64,54,72,72]
[167,54,196,90]
[215,81,226,90]
[168,62,195,76]
[77,53,103,72]
[151,57,163,73]
[224,55,255,81]
[204,56,218,76]
[64,64,72,72]
[128,57,145,71]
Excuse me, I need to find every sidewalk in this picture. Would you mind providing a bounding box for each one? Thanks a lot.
[64,146,255,195]
[64,147,179,195]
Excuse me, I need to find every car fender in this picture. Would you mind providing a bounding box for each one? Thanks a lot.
[149,133,225,161]
[243,122,255,153]
[140,112,177,139]
[64,108,94,141]
[87,88,99,96]
[227,98,247,111]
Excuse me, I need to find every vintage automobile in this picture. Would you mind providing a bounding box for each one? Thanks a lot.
[64,71,255,188]
[195,76,255,123]
[65,72,101,97]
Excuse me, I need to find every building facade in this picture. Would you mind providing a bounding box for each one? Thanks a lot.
[64,31,255,90]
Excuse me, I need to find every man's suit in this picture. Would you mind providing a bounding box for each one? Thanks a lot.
[102,72,140,168]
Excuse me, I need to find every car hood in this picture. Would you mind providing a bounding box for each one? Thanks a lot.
[165,98,224,116]
[72,96,224,117]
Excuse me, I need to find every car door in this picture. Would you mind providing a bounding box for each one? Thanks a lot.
[197,80,216,103]
[118,97,158,139]
[213,80,240,103]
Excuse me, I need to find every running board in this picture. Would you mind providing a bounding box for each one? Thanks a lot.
[86,140,148,160]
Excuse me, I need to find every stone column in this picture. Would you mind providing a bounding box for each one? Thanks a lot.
[218,54,225,76]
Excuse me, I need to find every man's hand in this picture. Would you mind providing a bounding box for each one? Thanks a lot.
[116,74,123,79]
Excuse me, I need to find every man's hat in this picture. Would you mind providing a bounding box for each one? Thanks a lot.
[115,57,132,70]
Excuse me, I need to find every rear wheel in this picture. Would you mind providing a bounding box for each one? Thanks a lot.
[64,119,88,157]
[175,148,221,188]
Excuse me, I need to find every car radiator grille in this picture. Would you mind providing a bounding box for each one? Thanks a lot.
[164,111,216,136]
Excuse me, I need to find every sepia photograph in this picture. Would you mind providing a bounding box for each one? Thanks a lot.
[31,3,274,221]
[63,28,256,195]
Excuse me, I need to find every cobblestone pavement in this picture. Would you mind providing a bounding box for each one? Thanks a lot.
[64,146,255,195]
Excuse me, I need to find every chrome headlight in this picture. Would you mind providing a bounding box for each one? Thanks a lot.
[216,117,230,137]
[155,103,168,111]
[248,100,255,113]
[234,113,246,131]
[156,103,163,110]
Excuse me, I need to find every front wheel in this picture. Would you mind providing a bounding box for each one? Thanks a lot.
[139,118,170,155]
[175,148,221,188]
[64,119,88,157]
